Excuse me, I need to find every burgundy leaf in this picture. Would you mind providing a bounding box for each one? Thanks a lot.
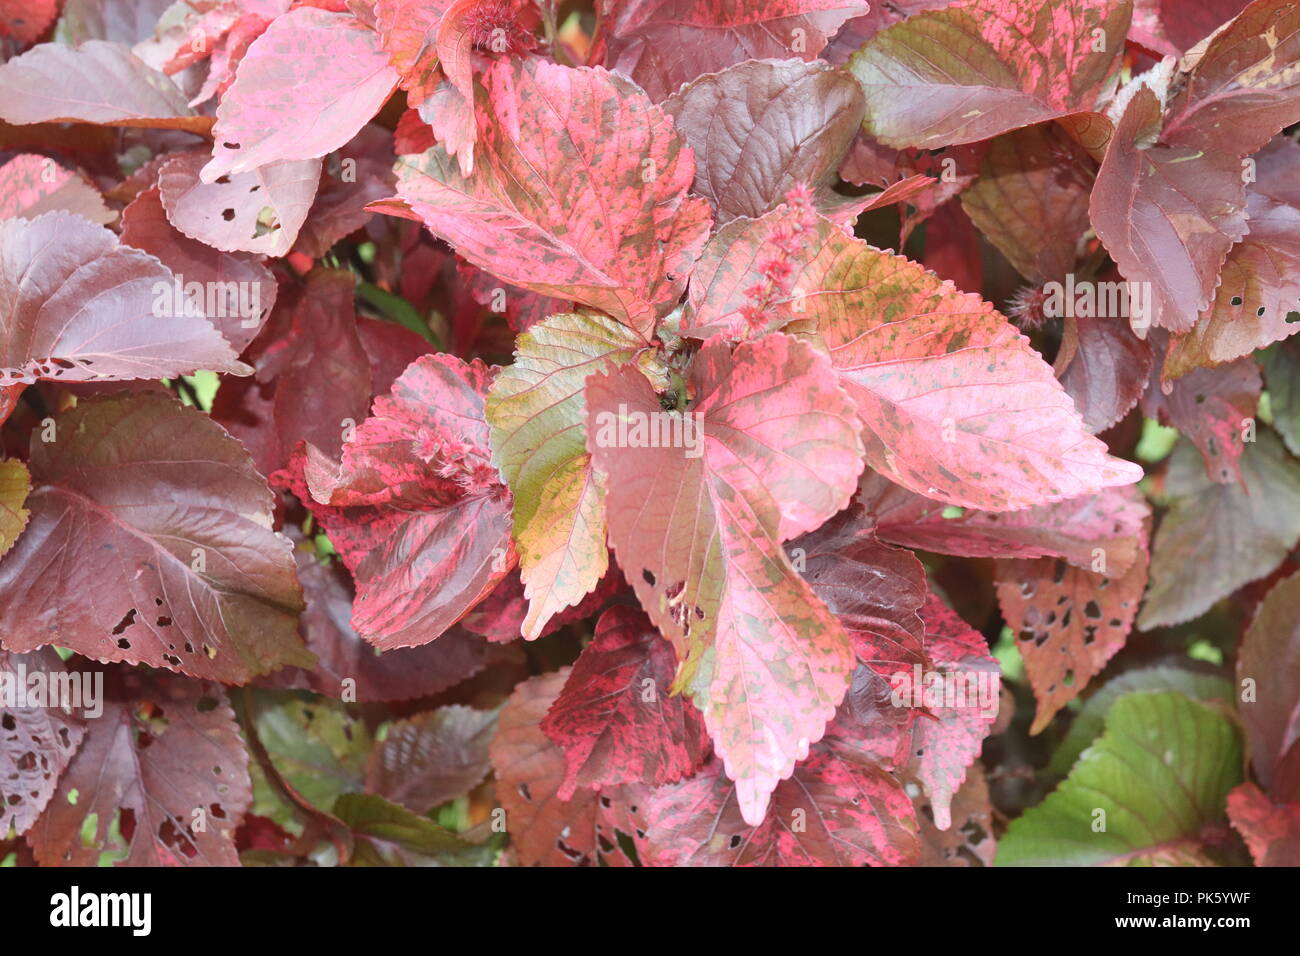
[27,667,252,866]
[663,58,865,224]
[599,0,868,102]
[0,647,86,838]
[0,212,248,386]
[0,40,208,133]
[120,185,276,353]
[1090,87,1250,334]
[0,393,311,683]
[366,705,497,813]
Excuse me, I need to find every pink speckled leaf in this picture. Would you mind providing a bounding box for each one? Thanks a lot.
[1228,782,1300,865]
[0,212,248,386]
[161,150,322,258]
[540,606,710,798]
[599,0,869,102]
[277,354,514,650]
[373,0,453,106]
[0,154,113,224]
[383,58,712,339]
[0,0,57,45]
[908,594,1000,829]
[587,333,865,826]
[201,7,399,181]
[663,58,866,225]
[0,393,310,683]
[120,185,276,353]
[641,747,918,865]
[0,40,208,134]
[1090,87,1250,334]
[722,208,1143,509]
[848,0,1129,148]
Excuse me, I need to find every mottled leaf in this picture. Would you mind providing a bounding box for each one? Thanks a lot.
[385,57,712,338]
[0,153,113,224]
[365,705,497,813]
[541,606,710,798]
[587,333,864,825]
[486,312,644,638]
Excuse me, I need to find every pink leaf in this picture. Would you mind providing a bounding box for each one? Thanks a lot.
[382,57,712,339]
[201,7,399,181]
[587,333,864,825]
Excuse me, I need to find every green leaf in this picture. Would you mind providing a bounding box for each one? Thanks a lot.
[333,793,494,867]
[357,280,439,346]
[999,691,1241,866]
[1048,668,1234,776]
[249,691,371,827]
[486,311,644,638]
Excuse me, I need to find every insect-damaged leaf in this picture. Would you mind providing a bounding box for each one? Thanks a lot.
[1164,136,1300,379]
[0,647,86,838]
[489,670,641,866]
[27,667,252,866]
[0,393,311,683]
[201,7,399,181]
[381,57,712,339]
[541,606,711,798]
[848,0,1129,149]
[160,151,322,259]
[486,312,644,639]
[587,333,864,826]
[0,213,248,386]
